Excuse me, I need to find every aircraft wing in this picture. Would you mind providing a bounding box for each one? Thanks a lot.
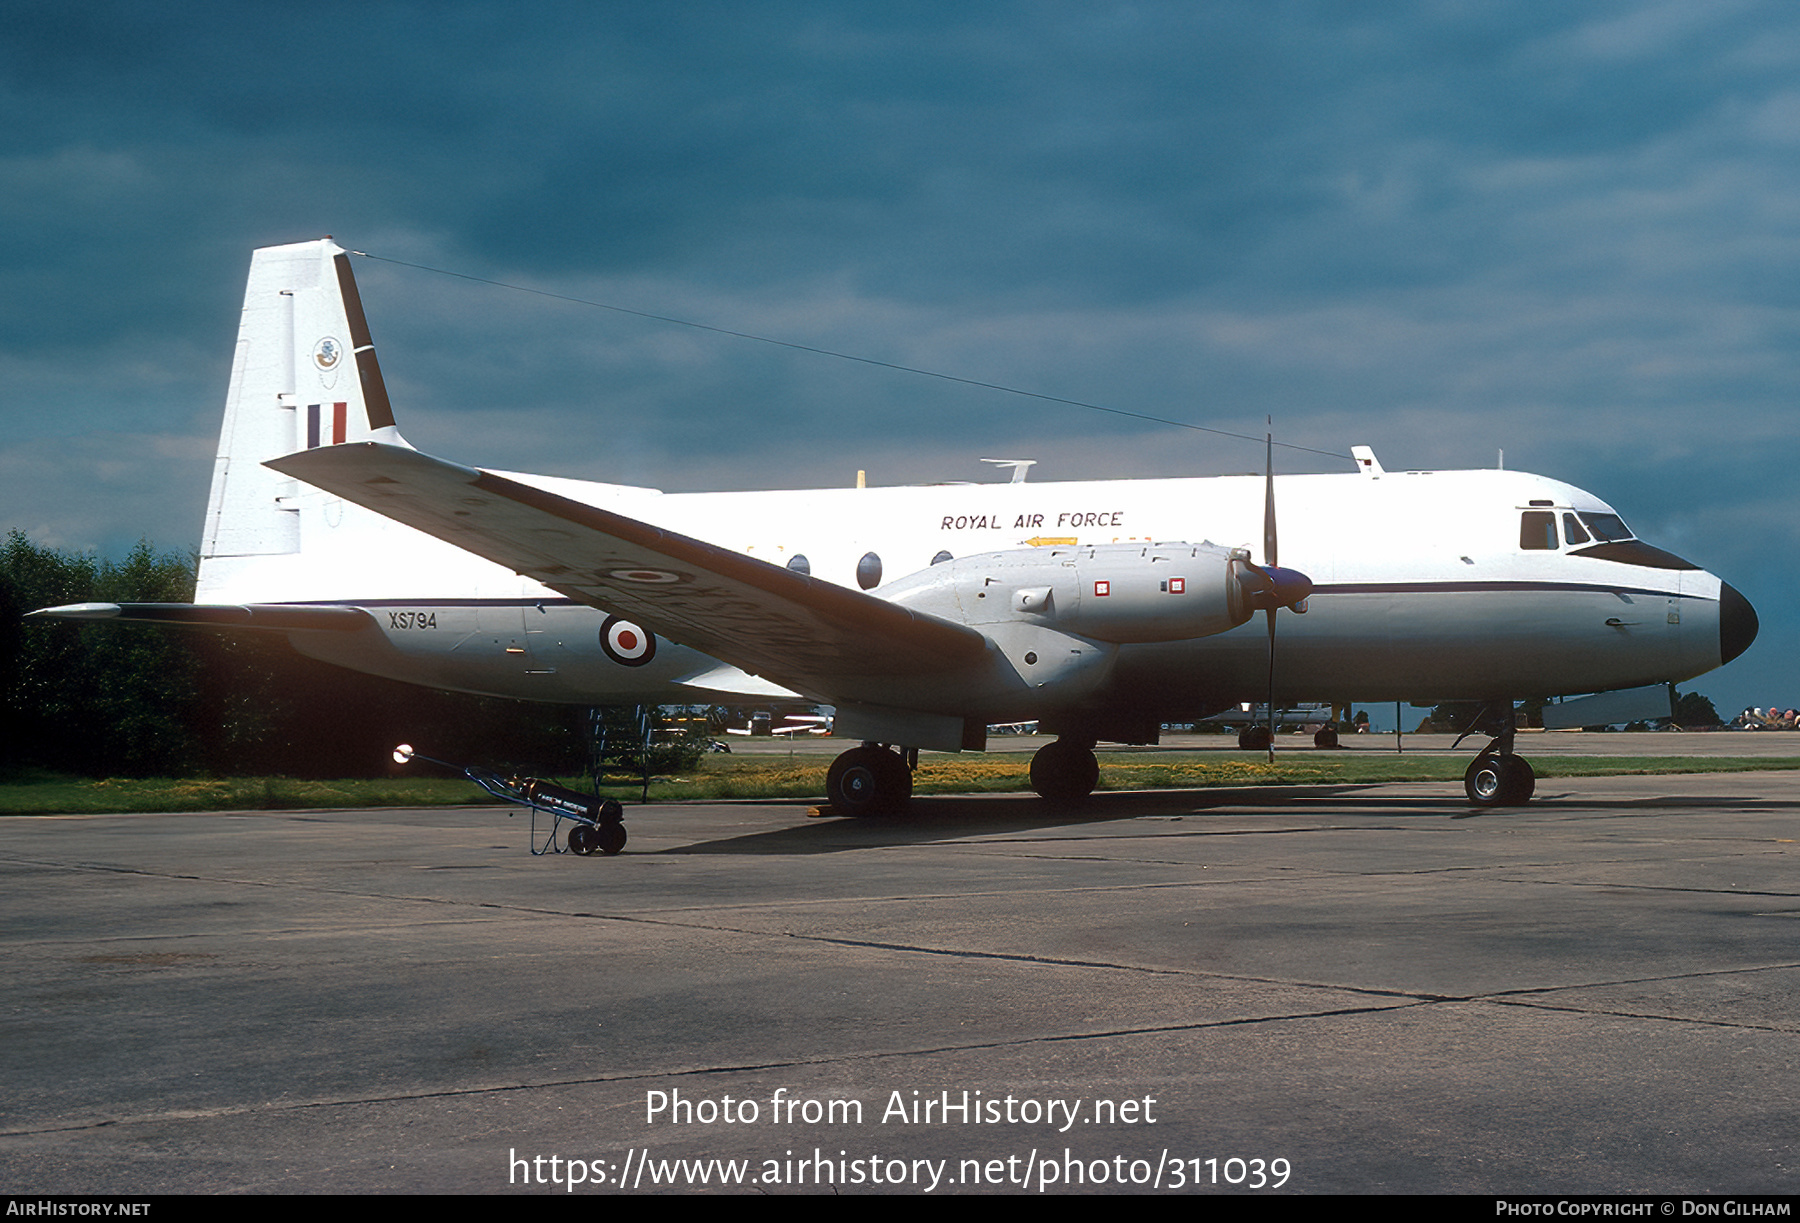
[266,442,988,686]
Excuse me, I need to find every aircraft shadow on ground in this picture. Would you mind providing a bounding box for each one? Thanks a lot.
[661,783,1449,855]
[656,784,1800,855]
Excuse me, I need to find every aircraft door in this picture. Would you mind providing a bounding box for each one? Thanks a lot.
[466,595,541,674]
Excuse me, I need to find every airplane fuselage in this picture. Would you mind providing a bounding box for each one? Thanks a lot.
[197,462,1740,730]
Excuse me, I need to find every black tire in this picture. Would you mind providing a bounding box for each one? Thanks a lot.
[1465,754,1534,806]
[1030,741,1099,802]
[1465,755,1505,806]
[874,748,913,806]
[568,824,597,855]
[1500,755,1535,805]
[1314,726,1340,749]
[1239,724,1272,752]
[826,746,907,815]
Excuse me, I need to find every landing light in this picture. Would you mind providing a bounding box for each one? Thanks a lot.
[392,744,415,765]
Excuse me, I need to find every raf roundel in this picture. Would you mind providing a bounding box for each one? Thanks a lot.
[600,615,657,667]
[608,568,685,585]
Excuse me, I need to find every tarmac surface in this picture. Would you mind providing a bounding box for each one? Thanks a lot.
[2,756,1797,1194]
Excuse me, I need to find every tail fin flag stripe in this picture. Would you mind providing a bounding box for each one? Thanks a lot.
[302,403,348,449]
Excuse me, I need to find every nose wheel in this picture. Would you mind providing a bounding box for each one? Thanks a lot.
[1452,702,1539,808]
[1464,753,1535,806]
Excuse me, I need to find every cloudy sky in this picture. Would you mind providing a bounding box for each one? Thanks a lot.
[3,1,1793,719]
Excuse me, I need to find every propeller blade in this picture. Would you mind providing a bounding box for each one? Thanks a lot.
[1265,419,1277,761]
[1265,607,1277,762]
[1264,421,1277,568]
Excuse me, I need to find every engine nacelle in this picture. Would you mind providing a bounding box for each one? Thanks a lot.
[882,541,1255,644]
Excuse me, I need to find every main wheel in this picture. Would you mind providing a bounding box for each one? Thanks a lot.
[1314,725,1340,749]
[826,746,909,815]
[1239,724,1272,752]
[874,748,913,806]
[1030,740,1099,803]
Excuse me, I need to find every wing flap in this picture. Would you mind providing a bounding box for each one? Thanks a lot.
[266,442,987,683]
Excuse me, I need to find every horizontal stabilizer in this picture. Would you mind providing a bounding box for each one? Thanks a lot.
[29,602,373,632]
[266,441,989,687]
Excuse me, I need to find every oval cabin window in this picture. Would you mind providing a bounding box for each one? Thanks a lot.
[856,552,882,590]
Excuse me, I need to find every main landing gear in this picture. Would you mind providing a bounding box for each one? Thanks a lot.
[824,737,1104,814]
[1455,703,1536,807]
[1238,723,1340,750]
[1030,738,1099,803]
[826,743,914,815]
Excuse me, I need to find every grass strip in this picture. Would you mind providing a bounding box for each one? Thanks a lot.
[2,754,1796,815]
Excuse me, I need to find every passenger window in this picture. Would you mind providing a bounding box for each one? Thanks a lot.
[786,554,811,576]
[1562,513,1590,546]
[1520,511,1556,550]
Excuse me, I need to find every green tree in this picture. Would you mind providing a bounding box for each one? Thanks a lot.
[2,532,202,776]
[1673,691,1721,728]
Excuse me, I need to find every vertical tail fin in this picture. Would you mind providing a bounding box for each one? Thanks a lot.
[198,239,406,600]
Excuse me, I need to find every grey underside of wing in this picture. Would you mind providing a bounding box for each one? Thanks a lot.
[266,443,987,684]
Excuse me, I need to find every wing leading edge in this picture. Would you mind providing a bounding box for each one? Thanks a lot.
[265,442,988,691]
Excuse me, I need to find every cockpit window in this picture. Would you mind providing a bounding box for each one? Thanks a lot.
[1520,511,1557,550]
[1577,512,1632,543]
[1562,513,1590,546]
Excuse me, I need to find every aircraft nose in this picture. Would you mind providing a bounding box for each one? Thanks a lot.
[1719,581,1758,666]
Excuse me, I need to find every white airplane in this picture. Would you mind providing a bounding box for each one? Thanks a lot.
[36,239,1758,838]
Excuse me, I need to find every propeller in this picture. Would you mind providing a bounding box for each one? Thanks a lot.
[1237,420,1313,762]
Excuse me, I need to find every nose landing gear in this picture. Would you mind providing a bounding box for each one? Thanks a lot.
[1455,703,1537,807]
